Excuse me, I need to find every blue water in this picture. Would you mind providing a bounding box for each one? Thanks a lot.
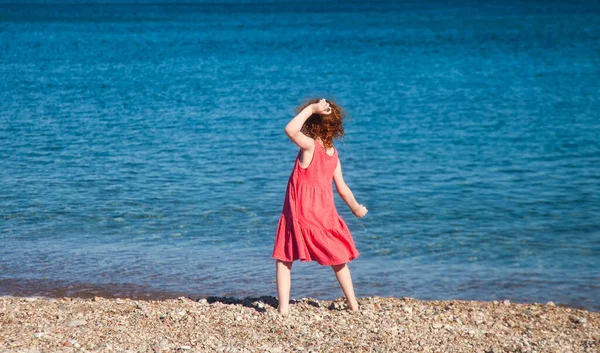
[1,0,599,311]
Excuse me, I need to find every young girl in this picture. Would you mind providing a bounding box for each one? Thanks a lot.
[272,98,368,315]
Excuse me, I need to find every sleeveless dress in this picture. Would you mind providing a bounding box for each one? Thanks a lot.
[272,138,360,266]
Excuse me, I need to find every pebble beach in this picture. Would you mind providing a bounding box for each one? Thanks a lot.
[1,295,598,353]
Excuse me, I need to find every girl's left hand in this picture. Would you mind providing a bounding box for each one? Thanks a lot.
[352,204,368,218]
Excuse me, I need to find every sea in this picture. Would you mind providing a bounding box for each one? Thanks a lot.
[1,0,599,311]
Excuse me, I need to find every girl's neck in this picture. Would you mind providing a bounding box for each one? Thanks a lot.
[315,138,330,147]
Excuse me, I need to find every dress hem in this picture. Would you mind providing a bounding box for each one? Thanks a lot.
[272,253,360,266]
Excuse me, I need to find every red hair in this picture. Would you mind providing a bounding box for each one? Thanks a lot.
[298,98,345,149]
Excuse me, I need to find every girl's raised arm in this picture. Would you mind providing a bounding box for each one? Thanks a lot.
[284,99,331,150]
[333,159,368,218]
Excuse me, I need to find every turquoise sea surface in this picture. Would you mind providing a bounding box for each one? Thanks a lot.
[1,0,599,310]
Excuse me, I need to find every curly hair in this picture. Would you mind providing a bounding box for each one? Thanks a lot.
[298,98,345,149]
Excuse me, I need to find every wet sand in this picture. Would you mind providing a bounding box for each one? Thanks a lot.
[1,295,598,352]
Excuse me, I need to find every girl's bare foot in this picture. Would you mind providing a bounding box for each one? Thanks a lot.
[277,306,289,315]
[347,298,359,311]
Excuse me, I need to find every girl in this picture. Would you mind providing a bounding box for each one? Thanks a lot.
[272,98,368,315]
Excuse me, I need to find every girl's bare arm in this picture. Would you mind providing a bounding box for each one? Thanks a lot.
[284,99,331,150]
[333,159,368,218]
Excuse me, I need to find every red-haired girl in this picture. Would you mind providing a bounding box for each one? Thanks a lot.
[272,98,368,315]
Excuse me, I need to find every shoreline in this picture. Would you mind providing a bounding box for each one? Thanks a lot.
[1,278,597,313]
[2,295,598,352]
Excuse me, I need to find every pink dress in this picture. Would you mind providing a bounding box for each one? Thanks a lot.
[272,138,360,266]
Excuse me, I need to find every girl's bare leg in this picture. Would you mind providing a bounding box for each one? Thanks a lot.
[331,263,359,311]
[276,260,293,315]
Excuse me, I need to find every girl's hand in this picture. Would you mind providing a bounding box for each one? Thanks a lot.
[312,99,333,115]
[352,204,368,218]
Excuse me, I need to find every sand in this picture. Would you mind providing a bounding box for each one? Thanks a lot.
[1,295,598,353]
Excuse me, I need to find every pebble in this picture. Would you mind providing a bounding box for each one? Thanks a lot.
[328,302,343,310]
[546,301,556,306]
[66,319,87,327]
[432,323,443,329]
[179,345,191,350]
[155,339,171,352]
[503,299,510,306]
[217,344,234,352]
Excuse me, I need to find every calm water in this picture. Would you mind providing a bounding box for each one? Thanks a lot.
[1,0,599,311]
